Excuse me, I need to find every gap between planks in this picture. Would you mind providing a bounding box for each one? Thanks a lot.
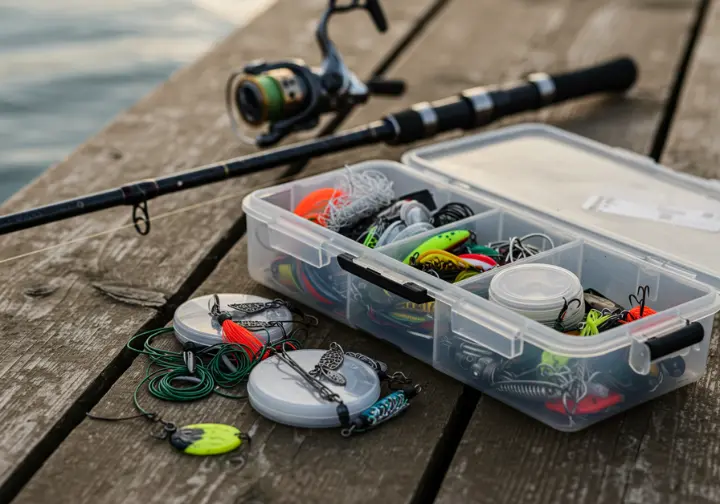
[0,2,451,503]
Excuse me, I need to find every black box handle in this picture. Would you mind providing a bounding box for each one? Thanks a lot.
[337,253,433,304]
[646,321,704,361]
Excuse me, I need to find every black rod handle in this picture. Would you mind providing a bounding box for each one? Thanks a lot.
[336,253,433,304]
[550,56,637,104]
[384,56,638,144]
[647,321,704,361]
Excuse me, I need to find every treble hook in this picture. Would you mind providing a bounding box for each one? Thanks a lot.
[132,200,151,236]
[553,297,582,330]
[629,285,650,317]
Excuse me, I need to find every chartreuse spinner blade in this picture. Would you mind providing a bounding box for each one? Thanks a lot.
[167,423,248,456]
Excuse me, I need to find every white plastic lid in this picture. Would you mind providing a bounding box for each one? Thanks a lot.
[173,293,294,347]
[247,349,381,428]
[489,264,585,327]
[489,264,582,312]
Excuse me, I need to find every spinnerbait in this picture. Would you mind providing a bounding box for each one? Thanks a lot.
[273,343,421,436]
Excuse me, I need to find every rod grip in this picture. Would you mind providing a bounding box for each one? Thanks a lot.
[384,56,639,145]
[549,56,638,104]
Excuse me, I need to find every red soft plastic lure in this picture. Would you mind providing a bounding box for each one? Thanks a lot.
[546,391,623,415]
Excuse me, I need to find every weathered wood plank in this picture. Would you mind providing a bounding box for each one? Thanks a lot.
[12,1,701,503]
[592,1,720,502]
[0,0,437,497]
[433,1,719,504]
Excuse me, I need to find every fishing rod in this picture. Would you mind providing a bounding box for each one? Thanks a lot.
[0,56,638,237]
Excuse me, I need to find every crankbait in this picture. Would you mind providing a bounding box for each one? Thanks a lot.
[457,253,497,271]
[163,423,249,456]
[403,230,471,264]
[465,243,502,258]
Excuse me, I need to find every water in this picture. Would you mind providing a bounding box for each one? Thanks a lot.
[0,0,273,203]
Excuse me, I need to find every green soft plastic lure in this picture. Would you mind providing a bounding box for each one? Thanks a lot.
[403,230,471,265]
[168,423,247,456]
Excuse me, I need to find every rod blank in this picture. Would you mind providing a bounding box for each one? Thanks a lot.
[0,57,637,237]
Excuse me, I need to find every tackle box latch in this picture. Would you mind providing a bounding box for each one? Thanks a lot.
[628,318,704,375]
[337,253,433,304]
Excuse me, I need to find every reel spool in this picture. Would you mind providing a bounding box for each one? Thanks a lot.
[226,0,406,148]
[173,293,295,348]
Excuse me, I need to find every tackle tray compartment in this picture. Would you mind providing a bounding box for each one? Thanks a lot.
[243,123,720,431]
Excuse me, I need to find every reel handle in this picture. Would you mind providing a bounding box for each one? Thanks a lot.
[384,56,638,144]
[366,78,406,96]
[366,0,388,32]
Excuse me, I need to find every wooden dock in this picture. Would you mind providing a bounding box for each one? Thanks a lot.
[1,0,719,502]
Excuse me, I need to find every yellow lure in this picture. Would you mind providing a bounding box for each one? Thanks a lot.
[399,301,435,313]
[541,351,569,368]
[169,423,245,456]
[403,230,471,264]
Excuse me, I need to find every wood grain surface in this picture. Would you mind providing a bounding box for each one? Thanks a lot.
[433,1,720,504]
[0,0,437,499]
[5,0,716,503]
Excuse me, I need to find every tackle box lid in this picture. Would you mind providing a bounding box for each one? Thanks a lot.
[401,123,720,292]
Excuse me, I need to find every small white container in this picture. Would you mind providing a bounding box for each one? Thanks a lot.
[242,123,720,431]
[489,263,585,327]
[247,350,381,428]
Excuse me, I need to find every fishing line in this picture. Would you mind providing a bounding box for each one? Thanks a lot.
[0,173,305,267]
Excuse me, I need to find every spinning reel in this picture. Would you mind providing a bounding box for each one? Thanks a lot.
[226,0,406,148]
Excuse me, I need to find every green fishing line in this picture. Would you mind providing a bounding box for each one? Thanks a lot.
[125,326,302,411]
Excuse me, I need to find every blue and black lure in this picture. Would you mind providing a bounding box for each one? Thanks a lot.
[275,344,421,436]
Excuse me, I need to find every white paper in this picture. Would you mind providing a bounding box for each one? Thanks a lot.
[583,195,720,232]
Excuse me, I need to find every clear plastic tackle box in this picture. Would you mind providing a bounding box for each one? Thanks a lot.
[242,123,720,431]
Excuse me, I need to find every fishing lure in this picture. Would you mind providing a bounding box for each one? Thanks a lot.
[293,187,346,225]
[492,379,566,401]
[375,220,406,248]
[412,249,473,271]
[390,222,434,244]
[579,310,613,337]
[309,342,347,385]
[341,385,421,436]
[454,269,482,283]
[271,342,421,436]
[464,243,502,258]
[387,309,433,325]
[403,230,472,264]
[159,423,250,456]
[457,253,498,271]
[546,391,623,415]
[398,301,435,314]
